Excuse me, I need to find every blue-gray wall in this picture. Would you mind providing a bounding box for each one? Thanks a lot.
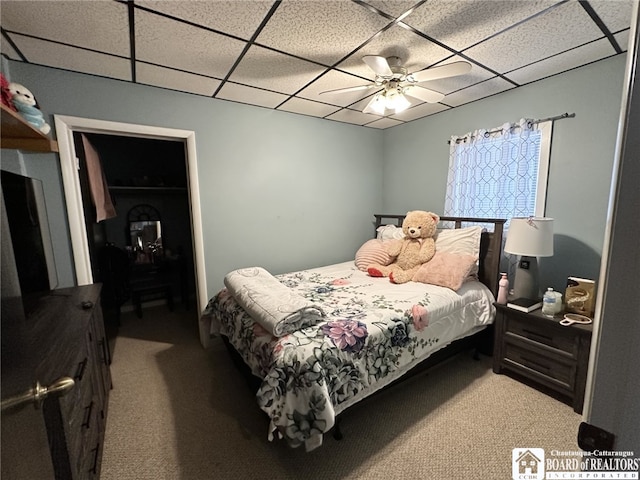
[382,54,627,292]
[3,61,383,295]
[2,53,626,298]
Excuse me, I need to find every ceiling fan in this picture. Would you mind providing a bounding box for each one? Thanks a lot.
[320,56,472,115]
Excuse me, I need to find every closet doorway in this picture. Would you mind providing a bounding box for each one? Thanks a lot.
[54,116,207,339]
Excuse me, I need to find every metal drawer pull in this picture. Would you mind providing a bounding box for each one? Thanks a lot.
[1,377,75,411]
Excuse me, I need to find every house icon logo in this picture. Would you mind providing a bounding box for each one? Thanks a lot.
[512,448,545,480]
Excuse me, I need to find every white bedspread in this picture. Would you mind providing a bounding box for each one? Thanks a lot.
[224,267,325,336]
[202,261,496,451]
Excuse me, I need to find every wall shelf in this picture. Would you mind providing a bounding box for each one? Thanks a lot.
[1,103,58,152]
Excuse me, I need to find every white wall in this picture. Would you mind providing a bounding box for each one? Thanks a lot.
[382,54,627,292]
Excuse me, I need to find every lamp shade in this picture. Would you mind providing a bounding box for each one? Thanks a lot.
[504,217,554,257]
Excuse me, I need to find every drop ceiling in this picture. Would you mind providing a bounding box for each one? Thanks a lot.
[0,0,633,129]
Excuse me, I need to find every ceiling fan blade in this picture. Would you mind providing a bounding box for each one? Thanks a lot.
[319,84,374,95]
[362,55,393,76]
[410,61,472,83]
[403,85,445,104]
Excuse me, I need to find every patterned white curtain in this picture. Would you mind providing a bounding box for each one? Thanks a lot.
[444,118,542,226]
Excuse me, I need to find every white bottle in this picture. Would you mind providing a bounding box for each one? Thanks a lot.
[542,287,562,316]
[497,273,509,305]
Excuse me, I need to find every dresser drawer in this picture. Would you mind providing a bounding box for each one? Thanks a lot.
[505,315,578,357]
[504,343,577,392]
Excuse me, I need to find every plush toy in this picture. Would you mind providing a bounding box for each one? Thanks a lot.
[368,210,440,284]
[8,82,51,134]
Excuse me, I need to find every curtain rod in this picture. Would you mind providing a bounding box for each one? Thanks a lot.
[448,112,576,144]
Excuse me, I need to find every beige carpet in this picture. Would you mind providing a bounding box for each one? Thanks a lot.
[101,305,583,480]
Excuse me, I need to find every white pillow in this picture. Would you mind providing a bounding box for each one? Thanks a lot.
[434,226,483,274]
[376,224,405,241]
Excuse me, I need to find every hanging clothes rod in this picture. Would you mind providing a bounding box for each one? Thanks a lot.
[448,112,576,144]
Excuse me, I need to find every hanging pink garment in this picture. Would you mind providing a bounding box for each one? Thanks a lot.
[81,133,116,222]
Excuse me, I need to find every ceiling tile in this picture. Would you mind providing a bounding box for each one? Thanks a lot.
[389,102,450,122]
[8,34,131,81]
[255,0,390,66]
[615,31,631,52]
[136,63,221,96]
[505,38,617,85]
[589,0,635,34]
[135,8,246,78]
[335,24,453,80]
[216,82,289,108]
[1,0,129,56]
[365,117,405,129]
[297,69,379,106]
[326,108,383,126]
[363,1,424,18]
[443,77,514,108]
[403,0,558,51]
[227,45,326,95]
[463,1,604,75]
[134,0,273,40]
[277,97,341,118]
[0,37,21,61]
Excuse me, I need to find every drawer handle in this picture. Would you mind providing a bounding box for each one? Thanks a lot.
[521,356,552,371]
[89,443,100,474]
[75,358,88,381]
[82,401,94,429]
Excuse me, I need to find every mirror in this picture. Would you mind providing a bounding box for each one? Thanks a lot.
[130,220,162,264]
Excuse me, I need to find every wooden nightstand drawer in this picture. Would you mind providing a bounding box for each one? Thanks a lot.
[503,343,576,392]
[506,315,578,357]
[493,304,592,413]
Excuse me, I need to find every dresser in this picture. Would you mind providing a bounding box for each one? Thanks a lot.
[493,304,592,413]
[2,285,111,479]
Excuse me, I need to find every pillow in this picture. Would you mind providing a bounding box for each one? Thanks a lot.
[434,226,483,275]
[376,224,405,241]
[412,252,477,291]
[355,239,392,272]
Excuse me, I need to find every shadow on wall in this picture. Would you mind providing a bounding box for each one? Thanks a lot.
[540,234,602,292]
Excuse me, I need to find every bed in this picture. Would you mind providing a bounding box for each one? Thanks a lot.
[200,215,505,451]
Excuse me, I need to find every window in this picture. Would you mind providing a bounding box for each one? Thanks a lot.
[444,119,552,223]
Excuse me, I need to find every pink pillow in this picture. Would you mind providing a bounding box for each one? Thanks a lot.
[355,239,392,272]
[412,252,477,290]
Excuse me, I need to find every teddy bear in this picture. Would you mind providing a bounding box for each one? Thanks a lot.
[367,210,440,284]
[8,82,51,134]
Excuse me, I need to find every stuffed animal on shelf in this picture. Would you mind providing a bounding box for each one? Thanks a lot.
[368,210,440,284]
[8,82,51,134]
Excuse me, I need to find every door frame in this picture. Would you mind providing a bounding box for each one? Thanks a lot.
[53,115,207,318]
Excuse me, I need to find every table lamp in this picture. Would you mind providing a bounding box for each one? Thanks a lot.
[504,217,554,302]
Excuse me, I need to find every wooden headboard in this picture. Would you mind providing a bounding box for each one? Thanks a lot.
[373,214,506,296]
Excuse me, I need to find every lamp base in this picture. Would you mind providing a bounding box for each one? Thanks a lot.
[512,255,540,300]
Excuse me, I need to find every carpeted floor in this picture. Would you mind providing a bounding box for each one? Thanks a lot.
[101,305,583,480]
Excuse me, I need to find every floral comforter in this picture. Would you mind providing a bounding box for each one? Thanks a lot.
[202,261,495,451]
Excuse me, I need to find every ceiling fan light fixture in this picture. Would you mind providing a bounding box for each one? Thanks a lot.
[386,91,410,113]
[369,93,387,115]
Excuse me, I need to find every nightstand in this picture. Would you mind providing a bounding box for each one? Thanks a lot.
[493,304,592,413]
